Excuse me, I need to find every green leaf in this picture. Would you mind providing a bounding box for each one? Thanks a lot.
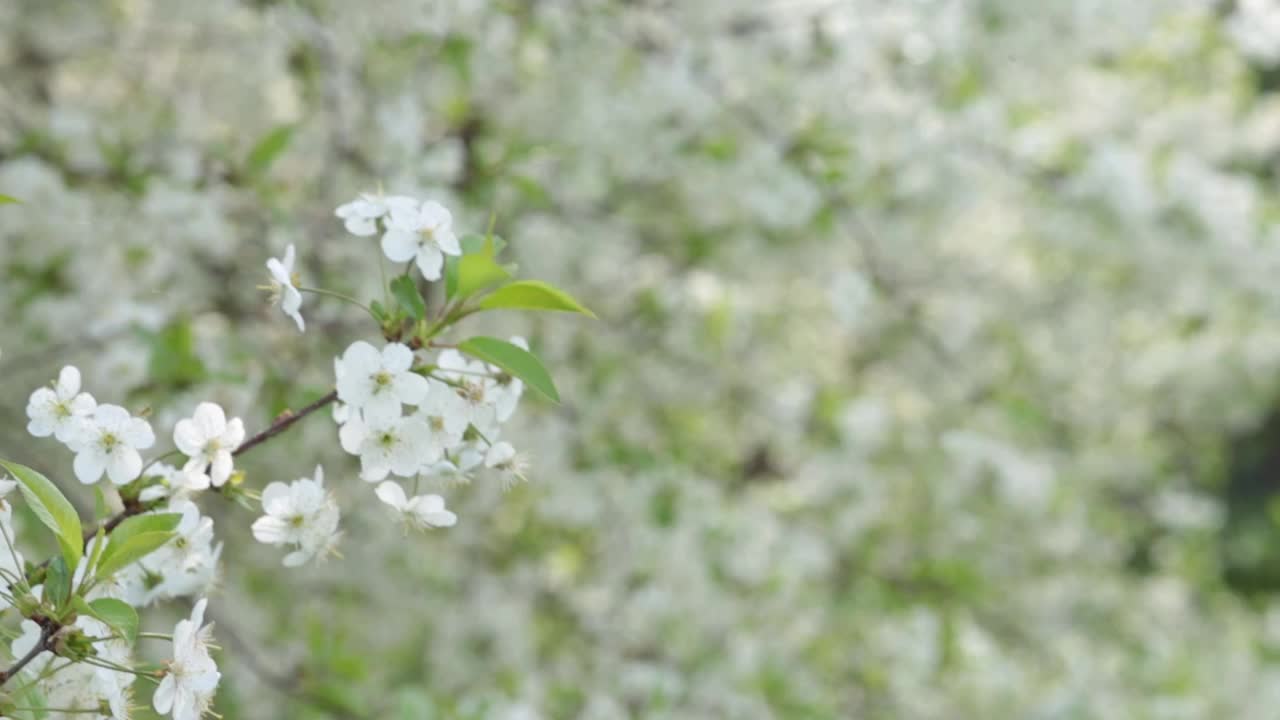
[0,460,83,572]
[455,254,510,300]
[148,318,207,389]
[460,233,506,254]
[92,486,108,521]
[87,598,139,645]
[450,232,510,301]
[14,680,48,718]
[478,280,596,318]
[85,526,106,579]
[95,531,175,579]
[104,513,181,552]
[457,336,560,403]
[390,275,427,321]
[244,124,296,177]
[370,300,389,323]
[446,234,508,298]
[0,194,20,205]
[45,556,70,610]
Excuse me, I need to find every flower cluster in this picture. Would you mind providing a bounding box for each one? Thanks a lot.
[109,500,223,607]
[333,335,531,523]
[3,171,583,716]
[336,193,461,280]
[251,466,341,566]
[10,616,135,718]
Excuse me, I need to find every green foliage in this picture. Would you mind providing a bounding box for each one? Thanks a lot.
[0,459,83,572]
[390,275,427,321]
[244,124,296,177]
[44,556,70,610]
[451,243,510,301]
[147,318,207,389]
[477,280,596,317]
[95,513,180,580]
[86,597,139,644]
[446,233,508,299]
[95,531,174,579]
[457,336,559,403]
[0,194,19,205]
[13,682,48,718]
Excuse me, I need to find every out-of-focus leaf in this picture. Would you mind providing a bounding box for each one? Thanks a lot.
[245,124,296,177]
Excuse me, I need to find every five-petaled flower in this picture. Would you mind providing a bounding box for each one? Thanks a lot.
[381,199,462,280]
[69,404,156,485]
[174,402,246,489]
[339,403,434,481]
[335,341,430,417]
[26,365,96,443]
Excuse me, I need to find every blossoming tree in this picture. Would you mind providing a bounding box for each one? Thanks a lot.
[0,192,591,717]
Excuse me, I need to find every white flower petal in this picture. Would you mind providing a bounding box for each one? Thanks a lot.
[381,228,420,263]
[56,366,81,396]
[375,481,407,510]
[106,447,143,485]
[74,450,106,485]
[415,244,445,281]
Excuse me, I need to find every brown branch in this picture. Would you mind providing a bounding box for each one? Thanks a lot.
[8,390,340,690]
[231,390,338,458]
[0,624,52,685]
[66,390,338,548]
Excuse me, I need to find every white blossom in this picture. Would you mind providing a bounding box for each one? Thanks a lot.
[374,481,457,529]
[69,404,155,485]
[335,340,430,417]
[413,378,470,463]
[434,349,502,438]
[252,466,341,566]
[26,365,96,443]
[154,598,220,720]
[173,402,245,488]
[335,191,416,236]
[266,243,305,332]
[339,403,435,481]
[380,200,462,280]
[11,617,135,719]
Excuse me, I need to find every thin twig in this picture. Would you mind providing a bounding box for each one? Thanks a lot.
[231,390,338,458]
[0,625,51,684]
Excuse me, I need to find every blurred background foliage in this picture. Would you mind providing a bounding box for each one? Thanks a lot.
[8,0,1280,718]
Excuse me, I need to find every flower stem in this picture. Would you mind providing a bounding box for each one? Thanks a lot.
[139,448,183,477]
[297,286,378,321]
